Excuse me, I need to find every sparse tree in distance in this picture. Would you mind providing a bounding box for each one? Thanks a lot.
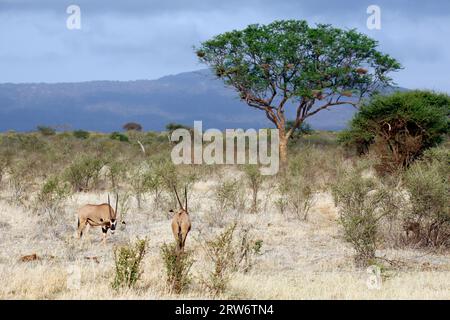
[123,122,143,132]
[197,20,401,167]
[73,130,90,140]
[37,126,56,136]
[165,123,191,133]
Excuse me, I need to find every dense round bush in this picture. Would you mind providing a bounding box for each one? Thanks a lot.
[340,90,450,173]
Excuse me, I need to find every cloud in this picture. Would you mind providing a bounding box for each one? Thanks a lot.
[0,0,449,93]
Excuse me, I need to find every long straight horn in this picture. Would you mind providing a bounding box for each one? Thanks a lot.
[115,193,119,219]
[173,186,183,210]
[184,186,187,212]
[108,194,112,217]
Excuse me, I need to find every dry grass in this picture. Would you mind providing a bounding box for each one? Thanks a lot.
[0,168,449,300]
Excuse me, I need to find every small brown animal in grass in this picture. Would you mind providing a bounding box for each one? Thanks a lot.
[77,194,122,244]
[171,186,191,252]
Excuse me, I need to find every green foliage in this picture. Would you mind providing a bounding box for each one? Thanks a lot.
[420,146,450,177]
[403,154,449,247]
[332,163,395,267]
[112,238,148,290]
[64,155,105,191]
[206,178,245,227]
[7,159,35,205]
[197,19,401,147]
[73,130,90,140]
[160,243,193,294]
[128,161,156,209]
[340,91,450,172]
[110,131,129,142]
[201,224,262,295]
[0,132,47,153]
[35,176,71,220]
[37,126,56,136]
[201,224,237,295]
[215,179,245,212]
[106,159,126,191]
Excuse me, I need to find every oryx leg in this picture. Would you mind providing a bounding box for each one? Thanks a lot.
[175,228,183,252]
[180,225,191,252]
[77,218,88,239]
[180,232,188,252]
[101,227,108,244]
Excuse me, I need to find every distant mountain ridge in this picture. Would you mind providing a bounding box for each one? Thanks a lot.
[0,69,405,132]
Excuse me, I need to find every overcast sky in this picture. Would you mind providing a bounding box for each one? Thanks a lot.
[0,0,449,93]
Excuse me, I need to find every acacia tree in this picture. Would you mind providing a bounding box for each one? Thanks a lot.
[123,122,143,132]
[196,20,401,166]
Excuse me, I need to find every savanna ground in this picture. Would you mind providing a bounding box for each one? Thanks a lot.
[0,130,448,299]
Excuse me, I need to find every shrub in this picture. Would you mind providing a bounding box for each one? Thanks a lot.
[201,224,262,295]
[64,155,105,191]
[37,126,56,136]
[129,162,154,209]
[243,165,263,213]
[73,130,90,140]
[153,159,198,211]
[420,146,450,177]
[160,243,193,294]
[7,159,35,205]
[201,224,237,295]
[233,226,263,273]
[403,157,449,247]
[112,238,147,290]
[215,179,245,212]
[332,163,394,267]
[117,191,131,225]
[340,91,450,173]
[106,160,126,191]
[35,176,71,221]
[277,153,317,220]
[110,132,129,142]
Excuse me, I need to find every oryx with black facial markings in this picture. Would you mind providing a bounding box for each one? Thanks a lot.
[171,186,191,252]
[77,194,121,244]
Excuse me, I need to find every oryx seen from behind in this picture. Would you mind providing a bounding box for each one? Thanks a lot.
[77,194,120,244]
[171,186,191,252]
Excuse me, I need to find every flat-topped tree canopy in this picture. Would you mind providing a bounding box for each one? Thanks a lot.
[123,122,143,132]
[196,20,402,165]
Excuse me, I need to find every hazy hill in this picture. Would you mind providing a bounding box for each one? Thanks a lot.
[0,69,404,132]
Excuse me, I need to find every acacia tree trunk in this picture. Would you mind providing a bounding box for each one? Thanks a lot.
[279,134,288,170]
[276,121,289,170]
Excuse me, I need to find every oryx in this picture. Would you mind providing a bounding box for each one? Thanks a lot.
[170,186,191,252]
[77,194,120,244]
